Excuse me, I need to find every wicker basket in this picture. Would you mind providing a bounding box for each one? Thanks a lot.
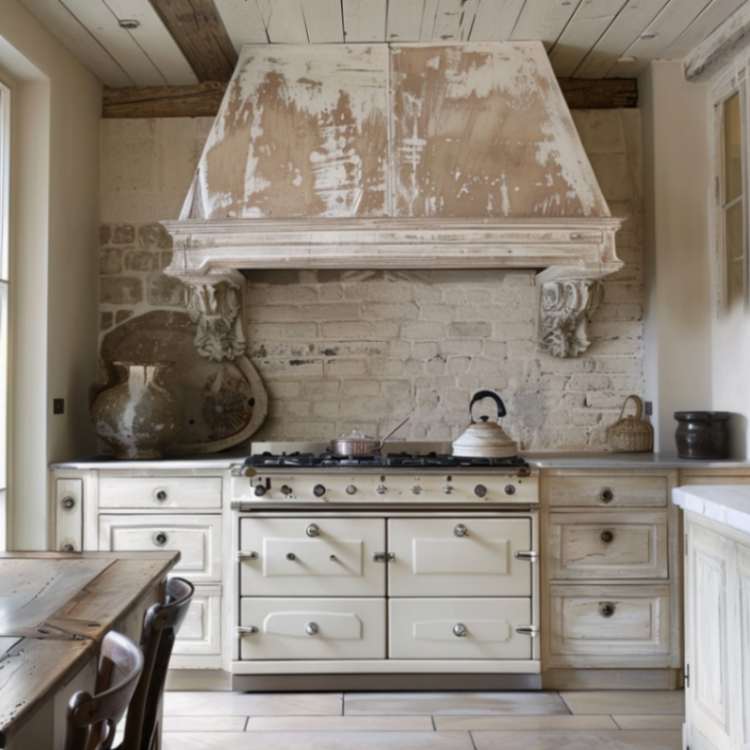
[606,394,654,453]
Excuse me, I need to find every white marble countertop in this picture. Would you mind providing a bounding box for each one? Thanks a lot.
[673,484,750,536]
[50,452,750,471]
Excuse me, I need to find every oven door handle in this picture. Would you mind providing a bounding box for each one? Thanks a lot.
[514,550,538,562]
[373,552,396,563]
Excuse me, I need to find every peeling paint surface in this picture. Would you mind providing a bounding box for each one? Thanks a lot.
[390,43,609,219]
[191,45,388,220]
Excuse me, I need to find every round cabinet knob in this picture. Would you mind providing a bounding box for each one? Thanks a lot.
[61,496,76,510]
[280,485,293,496]
[153,531,168,547]
[62,543,75,553]
[454,524,468,537]
[376,484,387,495]
[254,485,267,497]
[599,487,614,504]
[452,623,467,637]
[600,529,614,544]
[305,622,319,636]
[504,484,516,496]
[155,489,168,502]
[474,484,488,498]
[313,484,326,498]
[345,484,357,496]
[306,523,321,538]
[286,552,297,561]
[599,602,616,618]
[412,485,422,495]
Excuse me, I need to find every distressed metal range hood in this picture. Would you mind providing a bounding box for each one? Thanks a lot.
[163,41,622,360]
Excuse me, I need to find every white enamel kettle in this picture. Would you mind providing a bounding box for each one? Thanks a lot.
[452,390,519,459]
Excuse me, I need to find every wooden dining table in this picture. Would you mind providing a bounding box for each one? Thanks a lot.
[0,550,179,749]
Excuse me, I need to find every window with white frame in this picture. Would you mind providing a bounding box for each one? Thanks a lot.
[714,73,748,310]
[0,82,9,549]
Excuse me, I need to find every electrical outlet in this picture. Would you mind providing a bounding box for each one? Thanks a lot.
[53,398,65,415]
[644,400,653,417]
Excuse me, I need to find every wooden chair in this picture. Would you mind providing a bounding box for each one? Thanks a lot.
[64,631,144,750]
[120,577,194,750]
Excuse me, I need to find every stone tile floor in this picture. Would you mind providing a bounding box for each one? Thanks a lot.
[160,690,684,749]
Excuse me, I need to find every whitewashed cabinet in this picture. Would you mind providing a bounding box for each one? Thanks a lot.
[684,514,750,750]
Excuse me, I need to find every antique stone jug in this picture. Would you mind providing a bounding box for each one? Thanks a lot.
[92,361,181,459]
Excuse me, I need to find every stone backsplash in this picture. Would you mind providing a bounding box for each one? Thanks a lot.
[99,110,645,449]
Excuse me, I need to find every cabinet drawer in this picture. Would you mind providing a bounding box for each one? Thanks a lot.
[98,514,222,582]
[548,511,668,580]
[240,517,385,596]
[545,475,668,508]
[174,585,221,657]
[55,479,83,552]
[547,584,672,667]
[389,598,533,660]
[240,598,385,660]
[388,518,532,597]
[98,476,222,510]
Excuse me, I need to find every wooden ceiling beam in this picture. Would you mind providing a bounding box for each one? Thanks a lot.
[103,77,638,118]
[148,0,237,82]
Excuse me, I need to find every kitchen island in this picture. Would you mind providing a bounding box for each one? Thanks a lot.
[0,550,179,749]
[674,485,750,750]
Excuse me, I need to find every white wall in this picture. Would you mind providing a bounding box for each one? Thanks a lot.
[640,61,713,453]
[0,0,100,548]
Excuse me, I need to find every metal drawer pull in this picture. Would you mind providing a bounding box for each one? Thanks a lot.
[514,550,538,562]
[599,602,616,618]
[454,524,468,537]
[155,489,168,502]
[286,552,297,561]
[153,531,168,547]
[515,625,539,637]
[329,554,338,562]
[238,626,258,635]
[373,552,396,562]
[306,523,320,537]
[305,622,319,636]
[237,551,258,561]
[599,487,614,504]
[600,529,614,544]
[452,623,467,637]
[61,496,76,510]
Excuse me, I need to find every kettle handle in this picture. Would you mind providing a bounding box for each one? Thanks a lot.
[469,390,507,421]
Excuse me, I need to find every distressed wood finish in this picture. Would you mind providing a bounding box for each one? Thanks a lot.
[148,0,237,81]
[556,77,638,108]
[544,473,668,508]
[389,43,609,219]
[102,82,227,118]
[184,45,388,221]
[0,552,178,748]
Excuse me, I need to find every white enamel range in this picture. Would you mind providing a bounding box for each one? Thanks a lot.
[228,442,541,691]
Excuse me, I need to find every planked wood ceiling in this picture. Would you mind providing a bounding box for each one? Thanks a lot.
[19,0,748,87]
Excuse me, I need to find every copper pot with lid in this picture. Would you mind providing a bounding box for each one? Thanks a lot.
[452,390,518,459]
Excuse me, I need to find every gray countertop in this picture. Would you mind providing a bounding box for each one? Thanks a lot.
[673,485,750,536]
[50,452,750,471]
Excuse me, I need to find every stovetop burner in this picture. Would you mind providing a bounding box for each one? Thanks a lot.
[244,451,530,471]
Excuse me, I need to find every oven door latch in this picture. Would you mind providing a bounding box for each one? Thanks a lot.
[515,625,539,637]
[373,552,396,563]
[514,550,538,562]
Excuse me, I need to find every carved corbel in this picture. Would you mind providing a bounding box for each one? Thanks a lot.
[539,278,603,358]
[184,275,247,362]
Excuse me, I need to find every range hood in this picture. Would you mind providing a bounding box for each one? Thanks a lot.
[163,42,622,360]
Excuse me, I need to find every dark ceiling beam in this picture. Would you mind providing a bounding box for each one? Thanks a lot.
[103,77,638,118]
[148,0,237,82]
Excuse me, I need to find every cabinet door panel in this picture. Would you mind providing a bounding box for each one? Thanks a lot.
[548,511,668,580]
[737,544,750,747]
[388,518,532,596]
[240,518,385,596]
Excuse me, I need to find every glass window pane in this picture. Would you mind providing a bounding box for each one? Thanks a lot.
[724,93,743,203]
[0,88,7,282]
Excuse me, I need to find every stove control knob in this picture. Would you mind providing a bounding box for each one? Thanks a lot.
[412,485,422,495]
[345,485,357,495]
[280,484,293,496]
[504,484,516,496]
[313,484,326,498]
[376,484,387,495]
[474,484,488,498]
[443,485,453,495]
[254,485,267,497]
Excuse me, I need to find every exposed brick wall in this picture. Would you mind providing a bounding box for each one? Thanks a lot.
[99,109,644,450]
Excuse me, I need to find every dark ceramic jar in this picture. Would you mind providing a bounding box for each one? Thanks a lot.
[674,411,731,460]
